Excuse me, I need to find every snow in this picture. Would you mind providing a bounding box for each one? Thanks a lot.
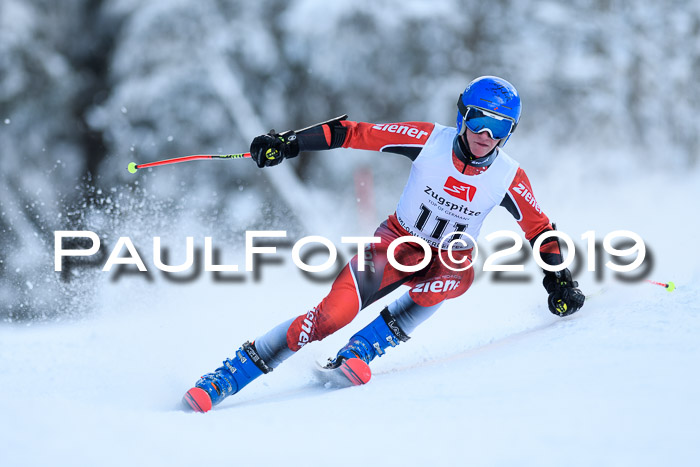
[2,160,699,466]
[4,1,700,463]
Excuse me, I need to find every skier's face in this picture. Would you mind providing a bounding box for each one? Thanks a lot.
[464,128,500,157]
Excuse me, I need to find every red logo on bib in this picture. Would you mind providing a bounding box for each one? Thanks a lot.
[443,176,476,202]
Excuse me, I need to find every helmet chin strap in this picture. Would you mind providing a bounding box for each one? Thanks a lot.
[453,133,499,168]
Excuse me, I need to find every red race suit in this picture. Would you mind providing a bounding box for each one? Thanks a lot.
[283,119,562,351]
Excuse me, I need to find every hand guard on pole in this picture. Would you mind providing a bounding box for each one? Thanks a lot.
[250,130,300,168]
[543,268,585,317]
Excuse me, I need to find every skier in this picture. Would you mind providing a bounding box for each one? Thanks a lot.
[183,76,586,412]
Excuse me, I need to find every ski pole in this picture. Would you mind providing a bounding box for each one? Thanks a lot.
[585,286,608,300]
[645,279,676,292]
[588,280,676,300]
[127,153,251,174]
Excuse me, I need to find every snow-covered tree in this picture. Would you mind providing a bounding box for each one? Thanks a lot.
[2,0,699,320]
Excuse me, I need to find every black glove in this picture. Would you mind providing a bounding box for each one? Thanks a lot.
[542,268,585,317]
[250,130,299,168]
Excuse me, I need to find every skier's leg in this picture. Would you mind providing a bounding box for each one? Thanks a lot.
[330,293,443,366]
[185,219,432,409]
[252,262,361,364]
[185,261,367,411]
[330,246,476,367]
[387,291,444,334]
[285,264,362,351]
[253,222,424,369]
[253,318,295,369]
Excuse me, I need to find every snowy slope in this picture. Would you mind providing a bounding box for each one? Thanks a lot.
[2,163,699,467]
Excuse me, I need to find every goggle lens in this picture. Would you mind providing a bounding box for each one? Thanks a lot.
[463,107,514,140]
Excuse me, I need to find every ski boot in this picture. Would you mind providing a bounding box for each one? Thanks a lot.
[324,308,410,385]
[183,341,271,412]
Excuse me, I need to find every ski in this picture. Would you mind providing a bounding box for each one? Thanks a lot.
[182,387,213,413]
[315,357,372,388]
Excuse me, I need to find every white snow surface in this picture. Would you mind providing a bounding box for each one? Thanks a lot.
[2,161,700,467]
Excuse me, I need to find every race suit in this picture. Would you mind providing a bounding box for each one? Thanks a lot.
[253,120,563,367]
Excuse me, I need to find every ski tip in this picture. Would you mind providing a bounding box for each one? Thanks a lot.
[341,358,372,386]
[182,387,212,413]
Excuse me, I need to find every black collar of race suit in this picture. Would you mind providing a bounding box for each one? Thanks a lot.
[453,133,499,169]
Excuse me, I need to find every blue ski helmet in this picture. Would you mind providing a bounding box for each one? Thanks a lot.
[456,76,521,146]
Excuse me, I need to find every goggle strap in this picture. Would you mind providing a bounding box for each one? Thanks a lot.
[457,94,469,118]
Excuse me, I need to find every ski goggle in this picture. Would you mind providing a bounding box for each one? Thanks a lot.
[461,107,516,140]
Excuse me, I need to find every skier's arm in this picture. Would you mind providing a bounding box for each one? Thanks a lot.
[500,168,561,262]
[500,168,585,316]
[296,117,434,160]
[250,116,434,167]
[333,120,434,160]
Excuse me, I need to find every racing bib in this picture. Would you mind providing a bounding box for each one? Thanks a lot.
[395,124,519,250]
